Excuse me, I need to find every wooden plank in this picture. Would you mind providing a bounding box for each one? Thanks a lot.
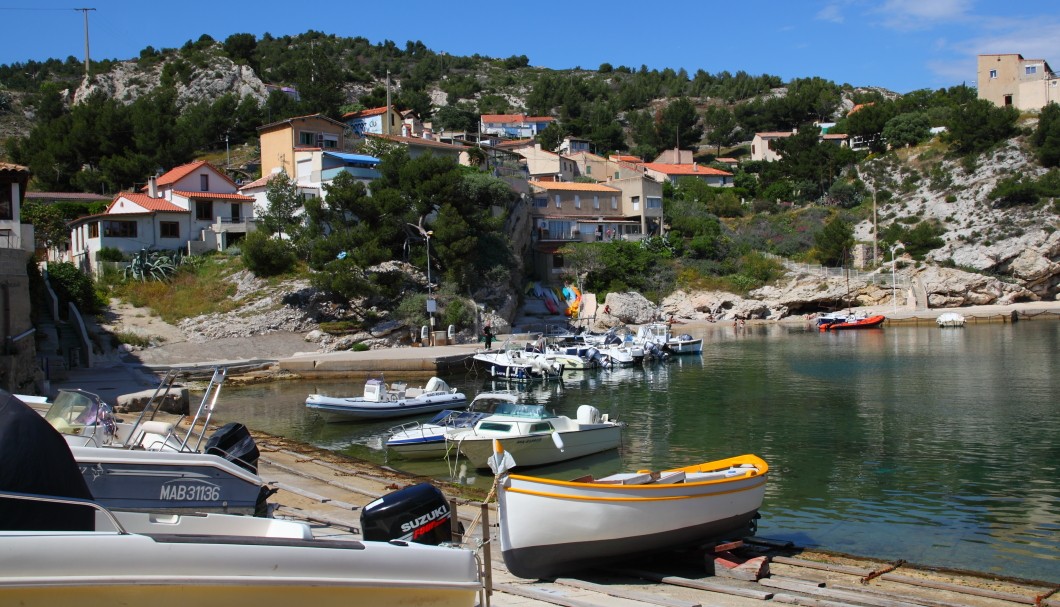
[761,576,825,588]
[616,568,773,601]
[494,582,612,607]
[880,573,1047,605]
[771,556,874,577]
[827,581,976,607]
[270,480,358,510]
[757,577,928,607]
[769,592,863,607]
[554,578,700,607]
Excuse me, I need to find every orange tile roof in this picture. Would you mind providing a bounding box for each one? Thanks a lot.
[257,112,348,132]
[756,131,794,138]
[716,157,738,163]
[528,181,621,193]
[369,133,465,150]
[822,133,849,140]
[609,155,643,163]
[239,175,272,190]
[342,106,391,119]
[152,160,241,191]
[173,190,255,201]
[640,163,732,177]
[107,192,187,214]
[0,162,30,174]
[848,102,874,116]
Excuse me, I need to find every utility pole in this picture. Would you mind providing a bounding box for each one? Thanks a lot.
[74,8,96,77]
[385,70,391,135]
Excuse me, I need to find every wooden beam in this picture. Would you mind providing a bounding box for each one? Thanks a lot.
[555,578,701,607]
[616,568,773,601]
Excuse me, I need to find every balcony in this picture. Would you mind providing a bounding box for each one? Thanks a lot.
[212,217,257,234]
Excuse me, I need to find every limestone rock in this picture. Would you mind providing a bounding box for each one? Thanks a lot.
[602,292,659,325]
[304,330,325,343]
[914,266,1037,307]
[115,387,189,415]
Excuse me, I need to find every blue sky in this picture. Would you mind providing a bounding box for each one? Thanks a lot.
[1,0,1058,94]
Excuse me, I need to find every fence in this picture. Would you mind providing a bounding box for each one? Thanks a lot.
[763,253,909,288]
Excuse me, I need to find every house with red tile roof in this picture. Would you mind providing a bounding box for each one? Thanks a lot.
[639,162,734,187]
[343,106,404,137]
[480,114,555,138]
[67,161,256,272]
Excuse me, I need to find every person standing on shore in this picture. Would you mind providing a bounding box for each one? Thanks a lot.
[483,324,494,350]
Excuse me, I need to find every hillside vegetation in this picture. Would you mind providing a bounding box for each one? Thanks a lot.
[3,31,1059,328]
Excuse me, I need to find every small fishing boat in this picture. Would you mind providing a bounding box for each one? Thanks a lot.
[472,342,564,381]
[385,391,520,458]
[37,371,271,515]
[448,402,622,470]
[497,454,768,579]
[306,377,467,421]
[936,312,966,327]
[636,322,703,354]
[821,312,886,331]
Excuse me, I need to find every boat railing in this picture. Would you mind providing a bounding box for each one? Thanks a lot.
[0,490,129,534]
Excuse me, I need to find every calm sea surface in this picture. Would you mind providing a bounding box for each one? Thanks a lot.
[209,321,1060,583]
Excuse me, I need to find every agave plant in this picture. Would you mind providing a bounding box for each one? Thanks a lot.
[124,249,179,282]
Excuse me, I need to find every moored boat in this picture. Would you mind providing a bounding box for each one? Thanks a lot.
[821,312,886,331]
[385,391,520,458]
[306,377,467,421]
[472,342,563,382]
[497,454,768,579]
[636,322,703,355]
[448,402,622,469]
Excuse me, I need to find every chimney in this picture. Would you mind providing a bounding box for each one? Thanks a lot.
[148,176,158,198]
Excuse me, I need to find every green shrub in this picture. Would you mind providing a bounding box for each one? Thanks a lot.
[351,343,371,352]
[97,247,125,262]
[46,262,103,313]
[241,231,296,277]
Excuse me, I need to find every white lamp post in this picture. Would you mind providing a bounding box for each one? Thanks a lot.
[409,223,435,341]
[890,241,905,314]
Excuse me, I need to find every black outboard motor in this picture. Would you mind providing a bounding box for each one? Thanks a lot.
[361,482,454,545]
[204,422,260,473]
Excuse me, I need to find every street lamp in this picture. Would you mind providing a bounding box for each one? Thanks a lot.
[408,222,435,343]
[890,241,905,314]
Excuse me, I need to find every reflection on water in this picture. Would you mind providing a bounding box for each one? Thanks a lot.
[210,322,1059,582]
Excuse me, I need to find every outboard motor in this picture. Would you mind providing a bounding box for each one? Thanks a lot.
[361,482,454,545]
[204,422,260,473]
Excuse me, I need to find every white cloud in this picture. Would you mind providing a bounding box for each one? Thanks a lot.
[878,0,973,30]
[816,4,845,23]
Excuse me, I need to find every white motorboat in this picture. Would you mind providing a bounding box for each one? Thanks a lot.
[385,391,520,458]
[0,392,482,607]
[497,454,769,579]
[936,312,966,327]
[448,402,622,469]
[636,322,703,355]
[36,372,271,515]
[306,376,467,421]
[472,342,564,381]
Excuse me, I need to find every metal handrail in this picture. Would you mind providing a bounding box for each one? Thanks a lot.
[0,490,128,534]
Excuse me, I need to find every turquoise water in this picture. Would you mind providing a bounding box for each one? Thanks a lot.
[212,321,1060,583]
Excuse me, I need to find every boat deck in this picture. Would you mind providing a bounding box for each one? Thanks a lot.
[253,433,1059,607]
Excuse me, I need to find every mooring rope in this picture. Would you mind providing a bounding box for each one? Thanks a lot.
[861,559,905,584]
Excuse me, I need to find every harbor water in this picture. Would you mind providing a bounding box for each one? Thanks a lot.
[211,321,1060,583]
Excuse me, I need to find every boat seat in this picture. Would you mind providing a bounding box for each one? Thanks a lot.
[654,471,685,484]
[405,388,423,398]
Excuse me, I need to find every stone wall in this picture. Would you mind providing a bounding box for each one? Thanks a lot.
[0,248,38,393]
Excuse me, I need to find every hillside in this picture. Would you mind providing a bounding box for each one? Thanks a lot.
[3,31,1058,323]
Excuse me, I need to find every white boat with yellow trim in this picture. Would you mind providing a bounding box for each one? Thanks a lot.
[497,454,768,579]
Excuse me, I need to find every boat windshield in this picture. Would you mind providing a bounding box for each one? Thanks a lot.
[43,390,115,433]
[492,403,550,419]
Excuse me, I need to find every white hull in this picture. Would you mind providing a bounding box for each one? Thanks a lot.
[0,530,480,607]
[306,392,467,420]
[452,424,622,469]
[936,312,966,327]
[498,455,768,579]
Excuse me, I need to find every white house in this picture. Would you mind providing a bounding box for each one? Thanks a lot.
[67,160,256,273]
